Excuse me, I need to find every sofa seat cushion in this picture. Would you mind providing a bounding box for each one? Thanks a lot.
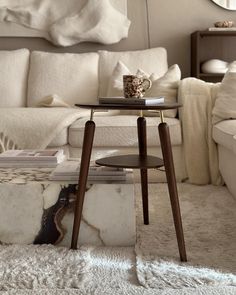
[69,116,182,148]
[0,49,30,107]
[48,128,68,147]
[27,51,99,107]
[213,120,236,155]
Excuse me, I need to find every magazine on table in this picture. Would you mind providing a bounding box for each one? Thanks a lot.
[0,149,65,168]
[98,96,165,105]
[0,162,60,168]
[49,160,129,181]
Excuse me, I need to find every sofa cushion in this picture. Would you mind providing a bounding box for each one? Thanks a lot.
[0,49,30,107]
[69,116,182,148]
[98,47,168,97]
[213,120,236,155]
[27,51,99,107]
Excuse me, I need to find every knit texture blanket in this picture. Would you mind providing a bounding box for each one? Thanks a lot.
[0,108,90,152]
[0,0,130,46]
[178,78,222,185]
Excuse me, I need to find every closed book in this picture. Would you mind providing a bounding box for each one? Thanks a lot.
[0,149,64,162]
[208,27,236,31]
[49,161,127,180]
[0,162,58,168]
[99,96,164,105]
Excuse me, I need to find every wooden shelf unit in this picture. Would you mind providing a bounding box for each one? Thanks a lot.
[191,30,236,82]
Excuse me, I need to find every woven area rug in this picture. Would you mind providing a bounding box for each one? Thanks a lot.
[0,183,236,294]
[135,183,236,289]
[0,244,91,291]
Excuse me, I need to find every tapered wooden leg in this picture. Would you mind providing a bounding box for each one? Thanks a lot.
[137,117,149,225]
[158,122,187,262]
[71,120,95,249]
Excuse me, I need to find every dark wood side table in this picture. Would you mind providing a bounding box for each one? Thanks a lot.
[71,103,187,262]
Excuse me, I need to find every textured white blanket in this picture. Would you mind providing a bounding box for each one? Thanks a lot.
[178,78,222,185]
[0,108,90,152]
[0,0,130,46]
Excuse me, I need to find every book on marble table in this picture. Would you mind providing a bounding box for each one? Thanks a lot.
[99,96,165,105]
[0,149,65,167]
[49,160,129,181]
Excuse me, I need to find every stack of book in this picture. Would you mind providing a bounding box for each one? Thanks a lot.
[0,149,65,168]
[49,160,129,181]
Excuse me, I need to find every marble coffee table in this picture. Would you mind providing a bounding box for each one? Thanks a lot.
[0,167,135,247]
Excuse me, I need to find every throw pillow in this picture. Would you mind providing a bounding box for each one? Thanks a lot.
[212,64,236,124]
[106,61,181,117]
[106,61,150,97]
[37,94,70,107]
[146,64,181,118]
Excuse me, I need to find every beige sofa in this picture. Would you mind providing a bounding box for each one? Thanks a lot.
[0,47,188,182]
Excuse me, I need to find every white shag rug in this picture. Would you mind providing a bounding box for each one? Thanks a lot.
[0,244,91,291]
[135,183,236,289]
[0,183,236,295]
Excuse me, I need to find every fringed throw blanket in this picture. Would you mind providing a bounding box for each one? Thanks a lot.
[0,0,130,46]
[178,78,223,185]
[0,108,90,153]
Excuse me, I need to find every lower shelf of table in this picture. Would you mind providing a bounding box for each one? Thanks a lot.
[95,154,164,169]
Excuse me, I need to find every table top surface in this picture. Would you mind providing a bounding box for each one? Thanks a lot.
[75,102,182,110]
[96,155,164,169]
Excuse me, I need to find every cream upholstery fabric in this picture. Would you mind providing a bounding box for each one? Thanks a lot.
[0,49,30,107]
[48,128,68,147]
[27,51,99,107]
[98,47,168,97]
[145,64,181,117]
[212,68,236,124]
[68,116,182,148]
[217,145,236,199]
[213,120,236,155]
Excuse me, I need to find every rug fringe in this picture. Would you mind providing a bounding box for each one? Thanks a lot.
[0,132,18,153]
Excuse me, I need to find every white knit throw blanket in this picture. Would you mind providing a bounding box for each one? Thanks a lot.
[0,0,130,46]
[178,78,222,185]
[0,108,90,152]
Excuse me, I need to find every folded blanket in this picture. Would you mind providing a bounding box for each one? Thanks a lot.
[0,108,90,152]
[178,78,223,185]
